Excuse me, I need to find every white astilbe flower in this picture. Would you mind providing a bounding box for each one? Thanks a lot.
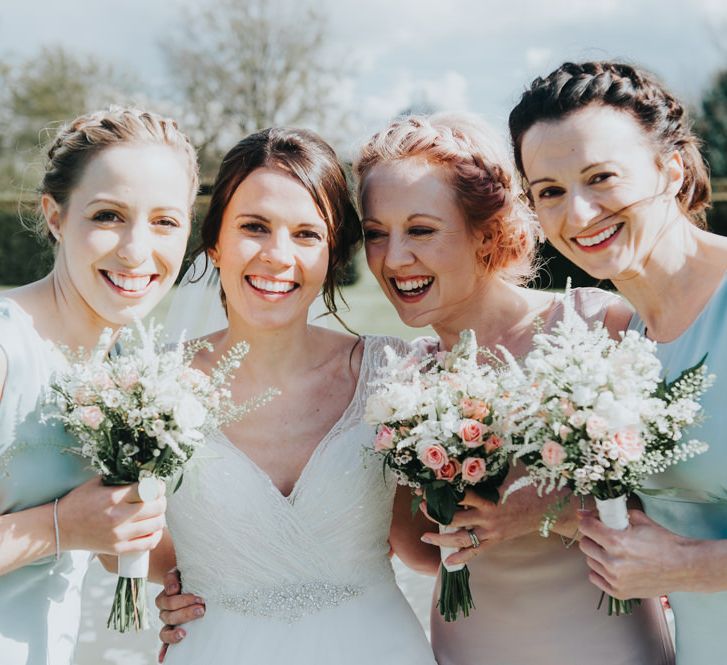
[46,319,276,486]
[500,284,714,536]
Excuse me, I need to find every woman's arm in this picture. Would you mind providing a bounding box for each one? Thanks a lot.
[389,487,439,576]
[0,478,166,575]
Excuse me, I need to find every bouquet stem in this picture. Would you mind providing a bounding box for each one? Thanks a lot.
[437,524,474,622]
[107,549,150,632]
[594,495,641,616]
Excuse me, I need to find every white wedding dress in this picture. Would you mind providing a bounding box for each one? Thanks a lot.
[164,336,436,664]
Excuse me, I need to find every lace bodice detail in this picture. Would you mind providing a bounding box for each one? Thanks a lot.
[166,335,409,621]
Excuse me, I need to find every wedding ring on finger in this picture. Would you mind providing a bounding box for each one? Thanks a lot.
[466,528,480,549]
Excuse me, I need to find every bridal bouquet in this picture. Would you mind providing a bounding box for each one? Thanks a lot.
[47,321,271,632]
[501,289,713,615]
[365,331,509,621]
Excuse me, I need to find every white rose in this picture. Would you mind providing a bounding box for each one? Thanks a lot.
[174,394,207,431]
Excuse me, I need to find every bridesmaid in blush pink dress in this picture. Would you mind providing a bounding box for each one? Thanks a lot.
[353,112,674,665]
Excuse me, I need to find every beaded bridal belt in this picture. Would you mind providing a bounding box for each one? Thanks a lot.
[215,581,364,622]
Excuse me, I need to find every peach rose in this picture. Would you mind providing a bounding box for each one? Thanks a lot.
[436,459,461,481]
[541,440,567,467]
[484,435,503,454]
[374,425,396,452]
[462,457,487,483]
[459,419,485,448]
[613,430,645,462]
[460,398,490,421]
[77,405,105,430]
[419,444,449,471]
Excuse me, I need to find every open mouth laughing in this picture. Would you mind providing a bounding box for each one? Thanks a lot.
[245,275,300,296]
[390,275,434,301]
[573,223,624,251]
[101,270,158,295]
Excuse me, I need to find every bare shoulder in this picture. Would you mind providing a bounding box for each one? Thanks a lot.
[602,296,634,340]
[310,326,364,377]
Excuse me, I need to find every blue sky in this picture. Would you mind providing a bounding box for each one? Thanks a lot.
[2,0,727,153]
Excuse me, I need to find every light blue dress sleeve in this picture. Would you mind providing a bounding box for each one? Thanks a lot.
[630,273,727,664]
[0,298,94,665]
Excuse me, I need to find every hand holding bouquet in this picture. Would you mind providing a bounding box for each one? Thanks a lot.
[366,331,508,621]
[48,321,273,631]
[501,288,713,615]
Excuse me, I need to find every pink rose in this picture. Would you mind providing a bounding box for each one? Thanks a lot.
[91,369,114,391]
[613,430,645,463]
[460,398,490,421]
[72,386,95,405]
[419,444,449,471]
[436,459,461,481]
[541,440,567,467]
[559,425,573,440]
[462,457,487,483]
[116,368,140,391]
[586,415,608,439]
[77,405,105,430]
[560,398,575,417]
[374,425,396,452]
[484,435,503,454]
[459,419,485,447]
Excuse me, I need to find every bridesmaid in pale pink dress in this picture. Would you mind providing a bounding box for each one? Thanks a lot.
[352,112,674,665]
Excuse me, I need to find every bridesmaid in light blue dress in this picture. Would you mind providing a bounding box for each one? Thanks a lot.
[511,60,727,663]
[0,108,197,665]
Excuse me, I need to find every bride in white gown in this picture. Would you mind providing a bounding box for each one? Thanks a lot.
[156,127,437,665]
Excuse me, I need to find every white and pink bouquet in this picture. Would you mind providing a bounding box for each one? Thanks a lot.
[47,321,273,632]
[501,289,712,615]
[365,330,509,622]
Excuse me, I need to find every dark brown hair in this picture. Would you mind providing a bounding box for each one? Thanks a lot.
[509,61,711,227]
[197,127,362,318]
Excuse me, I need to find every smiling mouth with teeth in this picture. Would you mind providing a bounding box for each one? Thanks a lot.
[574,223,624,249]
[101,270,155,293]
[246,275,299,295]
[391,276,434,297]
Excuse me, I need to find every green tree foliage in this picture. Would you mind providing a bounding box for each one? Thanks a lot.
[697,69,727,178]
[0,46,137,187]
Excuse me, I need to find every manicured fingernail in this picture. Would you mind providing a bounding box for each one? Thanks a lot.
[194,607,205,617]
[420,535,433,543]
[176,629,186,639]
[166,584,179,593]
[194,597,205,604]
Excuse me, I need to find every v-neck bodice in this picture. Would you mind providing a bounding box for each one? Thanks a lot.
[165,335,410,621]
[214,340,369,502]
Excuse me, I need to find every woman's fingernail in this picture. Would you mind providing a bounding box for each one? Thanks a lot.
[166,584,179,594]
[420,535,433,544]
[194,597,205,604]
[194,607,204,617]
[176,629,186,640]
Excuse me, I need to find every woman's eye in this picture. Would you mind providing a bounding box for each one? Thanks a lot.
[92,211,121,223]
[241,222,267,233]
[589,172,614,185]
[363,228,386,241]
[408,226,434,237]
[297,229,324,241]
[537,186,564,200]
[155,217,180,228]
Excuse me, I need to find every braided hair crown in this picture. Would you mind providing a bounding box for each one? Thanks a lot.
[509,61,710,227]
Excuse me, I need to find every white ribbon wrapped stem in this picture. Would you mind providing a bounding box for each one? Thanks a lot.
[439,524,465,572]
[595,495,629,531]
[117,477,165,578]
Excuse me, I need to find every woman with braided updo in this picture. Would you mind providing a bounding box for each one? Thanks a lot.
[353,112,673,664]
[0,108,198,665]
[510,61,727,663]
